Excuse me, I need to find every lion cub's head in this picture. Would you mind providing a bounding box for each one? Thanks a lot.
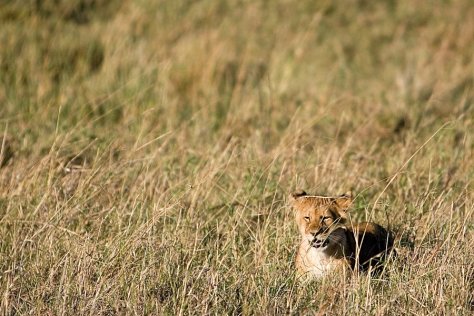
[290,190,353,249]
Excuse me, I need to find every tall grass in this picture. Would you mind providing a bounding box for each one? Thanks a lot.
[0,0,473,314]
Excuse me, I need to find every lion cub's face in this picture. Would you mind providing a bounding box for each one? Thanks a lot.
[290,191,352,249]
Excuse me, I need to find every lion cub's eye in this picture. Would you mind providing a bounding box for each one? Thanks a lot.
[303,216,310,222]
[321,216,331,222]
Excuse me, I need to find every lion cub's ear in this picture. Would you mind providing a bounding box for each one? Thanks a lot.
[333,191,353,211]
[289,190,307,210]
[290,190,307,200]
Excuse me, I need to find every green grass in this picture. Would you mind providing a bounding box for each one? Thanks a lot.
[1,0,473,314]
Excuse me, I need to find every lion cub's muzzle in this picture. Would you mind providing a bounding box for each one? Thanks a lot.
[311,237,329,248]
[310,228,330,248]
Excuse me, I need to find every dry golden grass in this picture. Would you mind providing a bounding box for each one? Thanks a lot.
[0,0,473,315]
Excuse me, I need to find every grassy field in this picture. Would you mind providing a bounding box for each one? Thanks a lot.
[0,0,473,314]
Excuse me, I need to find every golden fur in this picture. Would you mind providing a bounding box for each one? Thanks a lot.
[290,190,394,279]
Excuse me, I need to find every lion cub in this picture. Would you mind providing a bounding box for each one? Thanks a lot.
[290,190,393,279]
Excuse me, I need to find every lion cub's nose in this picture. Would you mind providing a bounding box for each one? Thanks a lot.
[308,228,324,236]
[306,228,318,236]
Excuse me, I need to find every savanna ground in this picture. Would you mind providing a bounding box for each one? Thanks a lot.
[0,0,473,315]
